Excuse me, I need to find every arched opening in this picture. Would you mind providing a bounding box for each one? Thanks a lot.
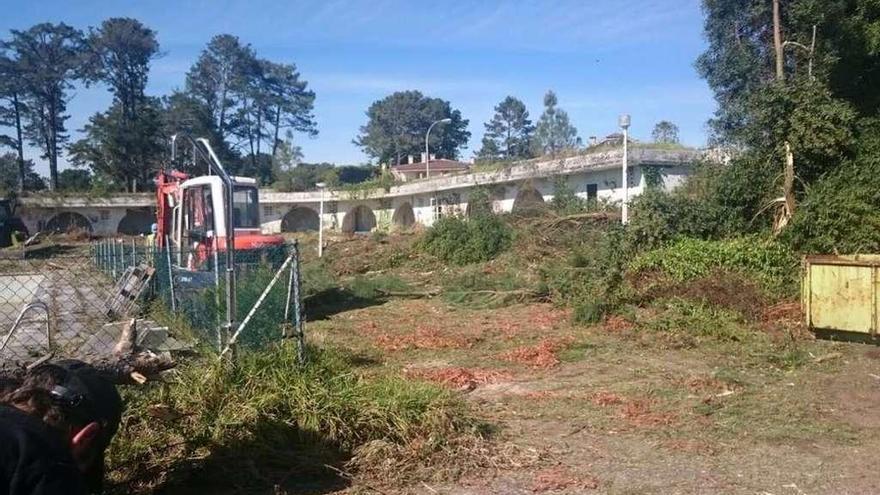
[117,208,154,235]
[512,185,545,213]
[342,205,376,234]
[45,212,92,233]
[281,207,320,232]
[391,203,415,229]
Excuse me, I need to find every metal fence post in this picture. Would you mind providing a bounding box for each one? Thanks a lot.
[164,236,177,312]
[291,241,305,364]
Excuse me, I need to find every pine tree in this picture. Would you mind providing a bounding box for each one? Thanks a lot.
[533,90,579,156]
[478,96,533,160]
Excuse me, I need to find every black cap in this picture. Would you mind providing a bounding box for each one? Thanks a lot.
[31,359,123,493]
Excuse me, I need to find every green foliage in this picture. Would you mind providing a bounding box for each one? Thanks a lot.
[644,298,751,345]
[5,22,85,189]
[630,237,798,296]
[784,149,880,253]
[70,99,165,191]
[348,274,411,300]
[651,120,680,144]
[108,344,473,492]
[745,80,856,186]
[56,168,92,192]
[478,96,534,160]
[549,176,586,215]
[355,90,470,164]
[420,215,512,265]
[540,224,632,323]
[626,159,779,248]
[465,187,493,218]
[0,153,43,194]
[533,90,580,156]
[441,265,531,308]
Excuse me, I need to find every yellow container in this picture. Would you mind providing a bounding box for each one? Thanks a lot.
[803,255,880,335]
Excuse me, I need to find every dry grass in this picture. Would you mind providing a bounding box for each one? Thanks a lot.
[499,338,574,368]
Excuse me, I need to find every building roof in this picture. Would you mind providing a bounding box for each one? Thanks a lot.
[391,159,470,173]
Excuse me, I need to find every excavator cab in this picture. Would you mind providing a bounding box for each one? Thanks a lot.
[156,136,283,271]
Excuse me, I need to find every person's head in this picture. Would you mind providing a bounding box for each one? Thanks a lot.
[150,223,158,234]
[6,360,123,492]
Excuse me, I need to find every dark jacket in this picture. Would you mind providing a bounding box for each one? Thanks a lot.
[0,405,84,495]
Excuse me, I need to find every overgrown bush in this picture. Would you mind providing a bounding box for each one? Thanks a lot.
[629,236,798,296]
[783,152,880,253]
[626,159,777,248]
[420,214,512,265]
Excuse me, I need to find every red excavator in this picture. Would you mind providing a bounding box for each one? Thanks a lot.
[155,135,284,270]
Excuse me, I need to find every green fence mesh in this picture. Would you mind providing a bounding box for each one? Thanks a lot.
[0,238,303,367]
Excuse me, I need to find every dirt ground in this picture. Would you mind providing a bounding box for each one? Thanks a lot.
[308,297,880,495]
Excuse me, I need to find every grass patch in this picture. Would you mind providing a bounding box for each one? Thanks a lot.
[107,343,479,493]
[640,298,753,347]
[629,236,798,297]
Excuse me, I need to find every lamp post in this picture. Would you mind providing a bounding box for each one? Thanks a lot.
[425,118,452,178]
[315,182,326,257]
[618,114,631,225]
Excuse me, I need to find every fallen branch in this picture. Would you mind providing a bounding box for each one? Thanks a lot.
[374,288,441,298]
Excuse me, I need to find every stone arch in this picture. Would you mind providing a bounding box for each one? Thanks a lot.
[342,205,376,234]
[117,208,154,235]
[45,211,92,233]
[281,206,320,232]
[391,203,415,229]
[512,184,545,213]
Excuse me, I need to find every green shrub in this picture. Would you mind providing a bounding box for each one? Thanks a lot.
[572,300,605,324]
[629,236,798,296]
[783,153,880,253]
[645,298,752,344]
[420,215,512,265]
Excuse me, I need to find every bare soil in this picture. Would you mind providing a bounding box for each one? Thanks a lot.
[308,297,880,494]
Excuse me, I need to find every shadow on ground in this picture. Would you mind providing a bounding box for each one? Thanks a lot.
[112,417,351,495]
[304,287,387,321]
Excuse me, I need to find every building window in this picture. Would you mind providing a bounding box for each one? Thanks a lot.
[99,210,110,221]
[263,205,276,217]
[586,184,598,201]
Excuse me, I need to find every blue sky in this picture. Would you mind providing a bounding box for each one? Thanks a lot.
[2,0,715,173]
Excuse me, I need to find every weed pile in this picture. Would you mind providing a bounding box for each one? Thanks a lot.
[107,343,479,493]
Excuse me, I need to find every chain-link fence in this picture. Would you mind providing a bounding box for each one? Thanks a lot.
[0,238,303,367]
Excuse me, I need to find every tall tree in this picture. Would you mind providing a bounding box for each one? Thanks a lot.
[533,90,579,156]
[0,153,43,195]
[84,18,159,121]
[697,0,860,230]
[0,52,28,190]
[5,23,85,190]
[652,121,680,144]
[478,96,533,160]
[355,90,470,165]
[261,61,317,158]
[185,34,256,144]
[69,98,165,191]
[72,17,162,191]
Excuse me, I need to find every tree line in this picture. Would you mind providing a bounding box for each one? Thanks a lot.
[0,19,316,193]
[0,17,682,196]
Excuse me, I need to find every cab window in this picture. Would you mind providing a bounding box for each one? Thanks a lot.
[233,186,259,228]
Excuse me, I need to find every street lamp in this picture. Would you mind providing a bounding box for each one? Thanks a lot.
[618,114,631,225]
[315,182,326,257]
[425,118,452,178]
